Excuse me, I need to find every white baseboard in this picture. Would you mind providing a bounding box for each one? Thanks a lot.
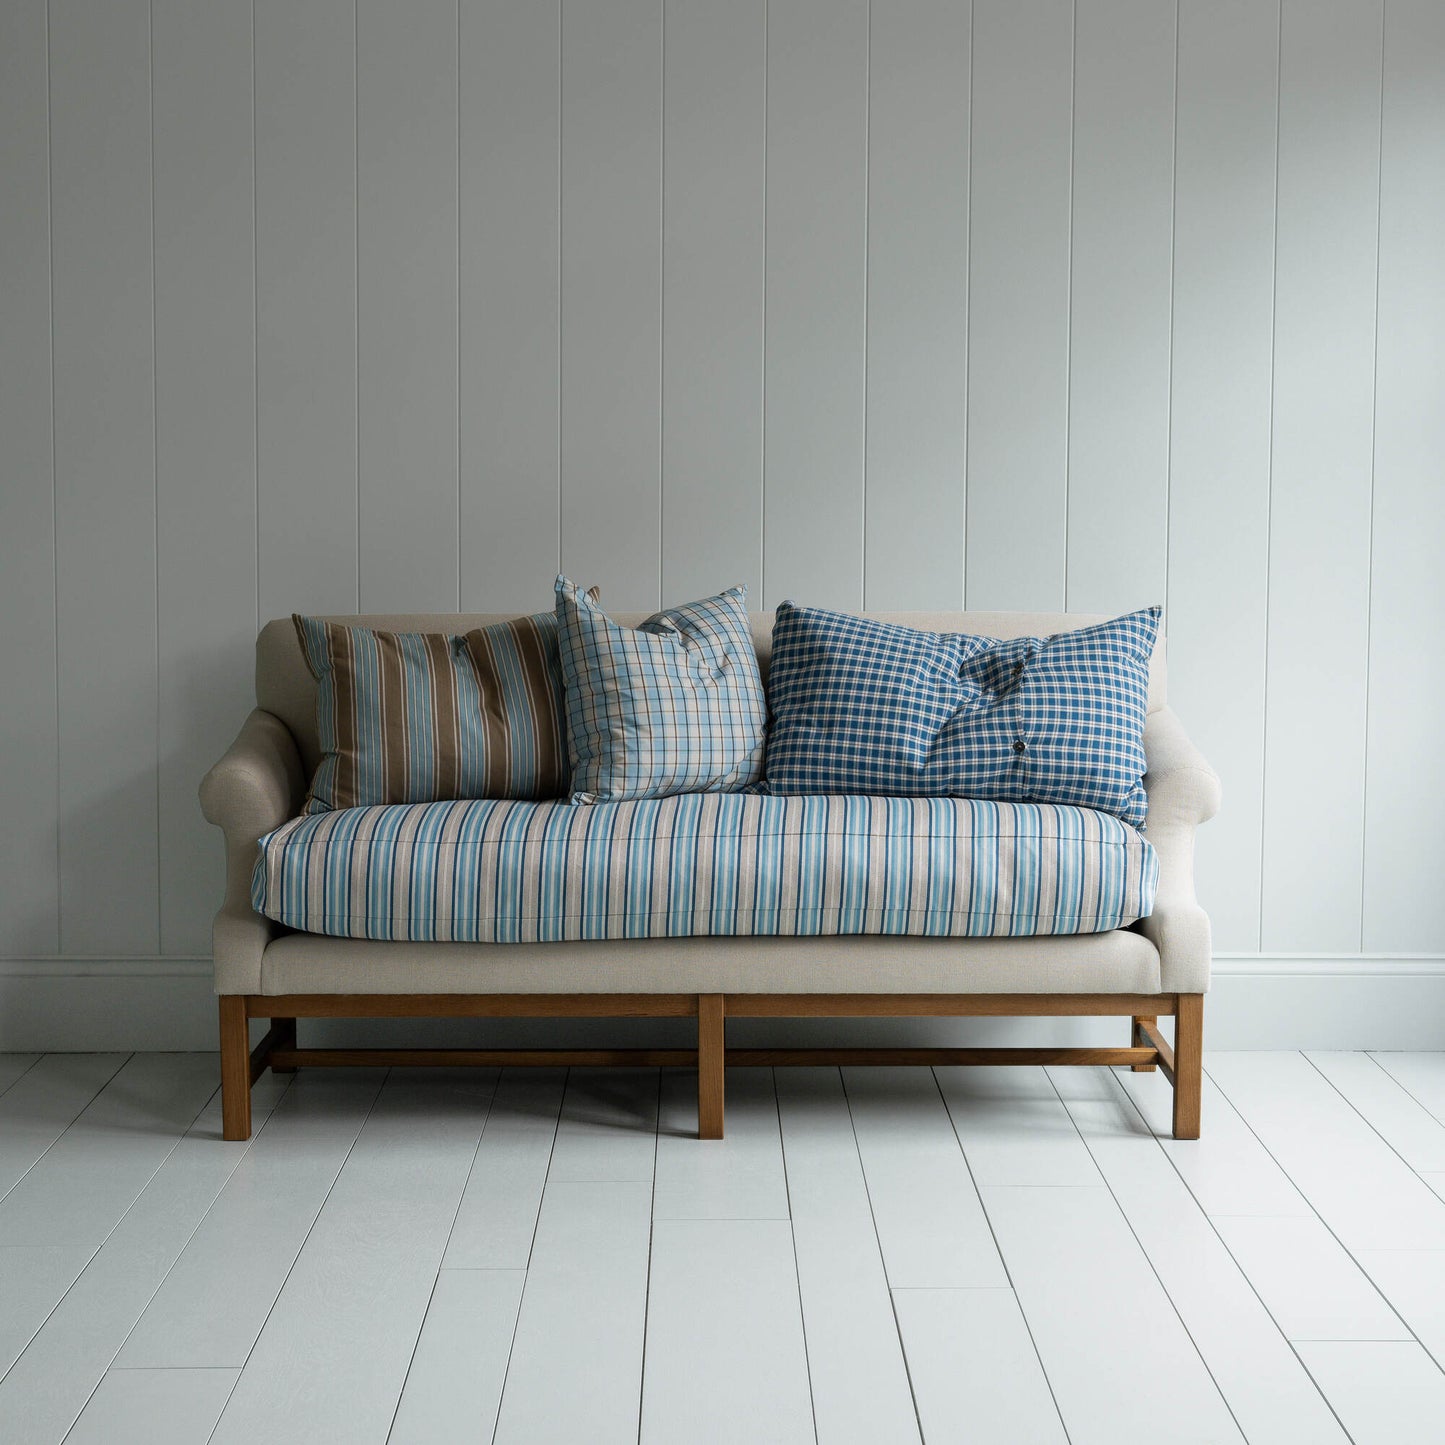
[2,954,1443,1053]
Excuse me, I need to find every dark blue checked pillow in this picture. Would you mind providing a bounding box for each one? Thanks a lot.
[763,604,1161,827]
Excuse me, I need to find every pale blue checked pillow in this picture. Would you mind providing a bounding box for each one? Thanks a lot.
[555,577,767,804]
[764,604,1161,827]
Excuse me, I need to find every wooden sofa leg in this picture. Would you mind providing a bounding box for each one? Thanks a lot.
[219,996,252,1142]
[1172,994,1204,1140]
[698,994,725,1140]
[270,1017,298,1073]
[1130,1015,1158,1071]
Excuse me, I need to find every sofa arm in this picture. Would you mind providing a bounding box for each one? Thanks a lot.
[199,709,306,995]
[1138,708,1220,995]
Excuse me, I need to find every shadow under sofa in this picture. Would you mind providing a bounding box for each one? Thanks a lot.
[200,609,1220,1143]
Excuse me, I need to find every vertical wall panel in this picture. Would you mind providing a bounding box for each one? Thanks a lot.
[1363,0,1445,952]
[965,0,1074,612]
[356,0,459,612]
[49,0,158,954]
[1065,0,1174,615]
[1168,0,1279,952]
[863,0,971,610]
[459,0,560,613]
[152,0,256,954]
[255,0,358,620]
[559,0,663,612]
[0,0,59,954]
[763,0,868,611]
[1261,0,1382,952]
[661,0,766,605]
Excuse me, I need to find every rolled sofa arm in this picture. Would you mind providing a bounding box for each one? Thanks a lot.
[199,709,306,995]
[1138,708,1221,995]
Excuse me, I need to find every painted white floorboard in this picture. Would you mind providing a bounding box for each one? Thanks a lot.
[0,1054,40,1098]
[981,1184,1245,1445]
[0,1244,96,1377]
[209,1070,497,1445]
[1306,1051,1445,1171]
[493,1181,654,1445]
[1423,1172,1445,1204]
[64,1366,237,1444]
[1295,1341,1445,1445]
[115,1070,385,1368]
[0,1053,127,1202]
[1210,1215,1408,1341]
[1052,1068,1350,1443]
[1209,1051,1445,1250]
[1116,1066,1312,1217]
[653,1067,789,1220]
[774,1068,920,1445]
[545,1067,660,1184]
[441,1068,565,1269]
[1371,1052,1445,1124]
[935,1065,1098,1186]
[843,1068,1006,1288]
[387,1269,526,1445]
[1353,1250,1445,1371]
[641,1218,815,1445]
[893,1288,1065,1445]
[0,1086,282,1445]
[0,1054,219,1246]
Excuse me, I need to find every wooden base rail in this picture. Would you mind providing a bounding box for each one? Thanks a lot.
[218,990,1204,1143]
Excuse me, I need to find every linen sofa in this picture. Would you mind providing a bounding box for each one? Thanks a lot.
[201,610,1219,1143]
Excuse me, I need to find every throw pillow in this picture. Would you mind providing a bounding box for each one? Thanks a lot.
[294,601,593,813]
[763,604,1160,826]
[555,577,767,803]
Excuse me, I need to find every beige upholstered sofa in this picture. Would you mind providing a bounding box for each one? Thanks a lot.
[201,611,1220,1143]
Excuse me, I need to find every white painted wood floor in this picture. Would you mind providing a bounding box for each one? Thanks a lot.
[2,1052,1444,1444]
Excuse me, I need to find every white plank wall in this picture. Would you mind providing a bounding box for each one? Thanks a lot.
[459,0,561,612]
[559,0,663,612]
[1065,0,1174,616]
[1261,0,1383,952]
[862,0,970,610]
[763,0,869,611]
[661,0,766,606]
[965,0,1074,612]
[0,0,59,955]
[48,0,159,956]
[152,0,256,955]
[1363,0,1445,952]
[1167,0,1279,953]
[356,0,459,614]
[254,0,359,620]
[2,0,1443,976]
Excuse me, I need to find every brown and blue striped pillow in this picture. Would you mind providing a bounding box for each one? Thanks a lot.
[294,600,596,813]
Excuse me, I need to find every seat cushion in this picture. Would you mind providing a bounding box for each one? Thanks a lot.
[253,794,1157,944]
[764,604,1160,826]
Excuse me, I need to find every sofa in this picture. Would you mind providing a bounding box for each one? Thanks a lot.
[200,609,1220,1143]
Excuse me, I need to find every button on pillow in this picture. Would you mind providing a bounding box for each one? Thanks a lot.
[763,604,1160,827]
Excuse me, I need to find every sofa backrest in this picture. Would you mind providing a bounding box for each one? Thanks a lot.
[257,610,1168,775]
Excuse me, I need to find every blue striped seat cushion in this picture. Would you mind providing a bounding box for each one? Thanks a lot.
[252,794,1157,943]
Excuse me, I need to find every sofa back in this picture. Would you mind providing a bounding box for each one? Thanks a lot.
[257,610,1168,776]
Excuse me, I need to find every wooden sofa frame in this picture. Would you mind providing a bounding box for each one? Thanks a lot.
[219,989,1203,1142]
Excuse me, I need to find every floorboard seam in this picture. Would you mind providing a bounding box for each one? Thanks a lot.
[772,1066,822,1445]
[1112,1058,1369,1440]
[203,1065,390,1445]
[1044,1065,1249,1443]
[933,1065,1074,1445]
[384,1066,503,1444]
[836,1066,934,1445]
[0,1051,133,1208]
